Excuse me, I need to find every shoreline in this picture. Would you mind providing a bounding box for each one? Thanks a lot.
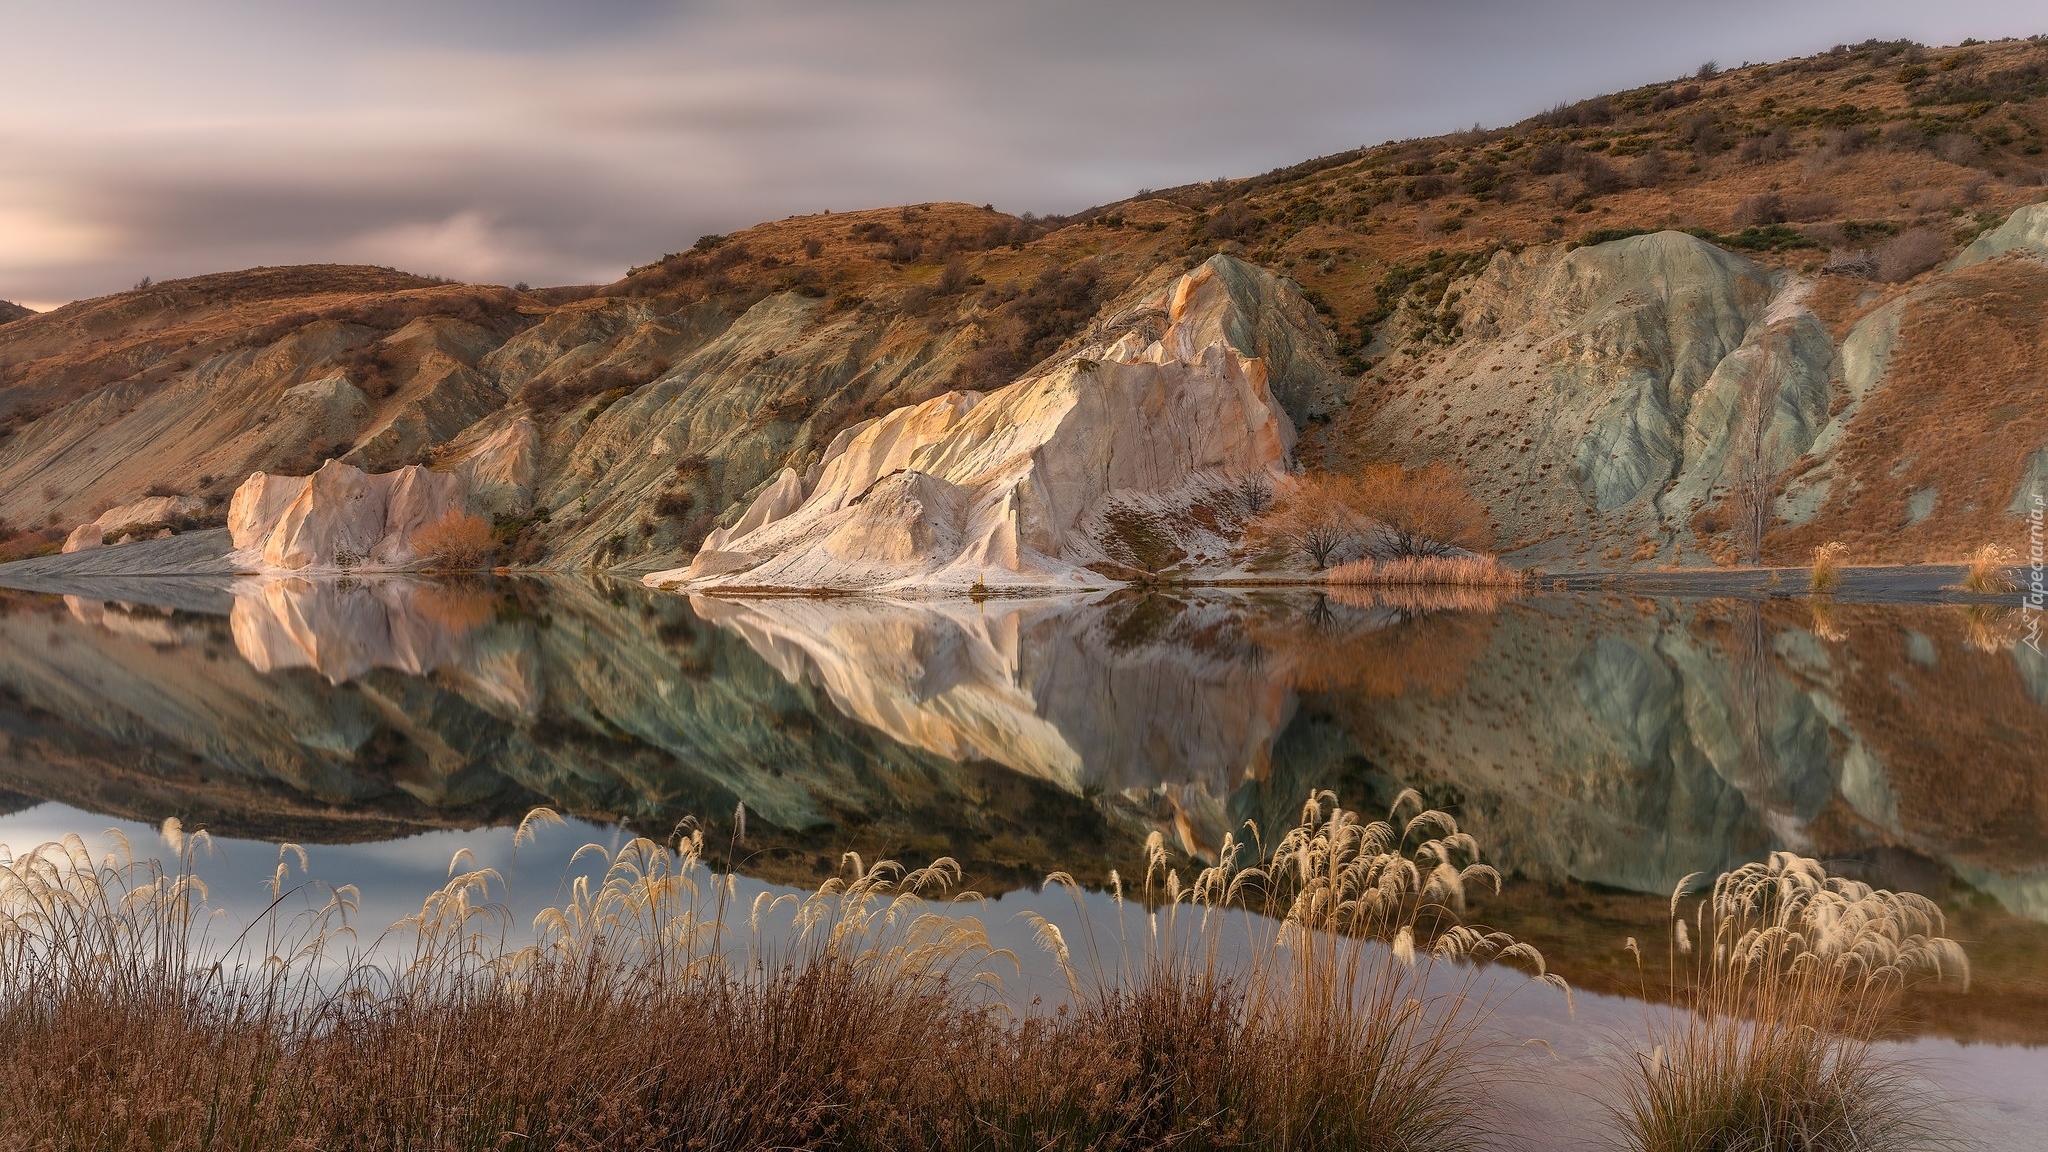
[0,532,2027,608]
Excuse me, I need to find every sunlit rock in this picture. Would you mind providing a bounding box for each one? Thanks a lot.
[61,494,206,552]
[227,460,469,572]
[647,257,1309,592]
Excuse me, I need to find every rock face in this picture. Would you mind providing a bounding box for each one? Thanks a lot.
[227,459,468,572]
[1352,231,1834,566]
[6,194,2044,576]
[61,494,207,552]
[1952,201,2048,269]
[647,257,1309,591]
[1350,216,2048,568]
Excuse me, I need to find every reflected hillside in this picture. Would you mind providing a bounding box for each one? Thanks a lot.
[1,579,2043,923]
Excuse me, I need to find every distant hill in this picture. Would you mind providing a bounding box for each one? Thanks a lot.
[2,35,2045,572]
[0,300,34,325]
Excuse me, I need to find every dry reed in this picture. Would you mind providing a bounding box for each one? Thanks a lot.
[1809,542,1849,594]
[1322,554,1526,589]
[0,795,1564,1151]
[1960,543,2018,594]
[1616,853,1969,1152]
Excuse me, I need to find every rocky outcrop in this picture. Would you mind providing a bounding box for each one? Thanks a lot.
[1354,231,1834,567]
[646,257,1313,591]
[227,459,468,572]
[61,494,207,552]
[1952,201,2048,269]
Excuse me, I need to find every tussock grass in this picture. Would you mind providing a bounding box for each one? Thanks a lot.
[1617,853,1969,1152]
[1322,554,1526,590]
[0,796,1563,1151]
[1960,543,2018,594]
[1809,541,1849,594]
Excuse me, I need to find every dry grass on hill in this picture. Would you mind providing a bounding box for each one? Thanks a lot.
[1771,259,2048,566]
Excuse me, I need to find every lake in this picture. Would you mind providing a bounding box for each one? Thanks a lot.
[1,574,2044,1145]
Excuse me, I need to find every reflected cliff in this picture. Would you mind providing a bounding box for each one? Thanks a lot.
[2,578,2044,926]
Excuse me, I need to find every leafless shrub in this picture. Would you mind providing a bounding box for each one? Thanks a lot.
[414,510,496,570]
[1232,471,1274,517]
[1873,227,1945,282]
[1738,128,1792,164]
[1817,125,1873,158]
[1910,188,1956,214]
[1822,248,1878,278]
[1935,133,1981,165]
[1628,147,1669,187]
[1880,121,1928,151]
[1679,114,1725,154]
[1782,192,1838,221]
[1732,193,1788,226]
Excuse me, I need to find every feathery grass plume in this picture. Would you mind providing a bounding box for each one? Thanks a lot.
[1809,596,1846,642]
[1809,541,1849,594]
[1616,852,1969,1152]
[1961,543,2018,594]
[1006,790,1568,1150]
[0,796,1559,1150]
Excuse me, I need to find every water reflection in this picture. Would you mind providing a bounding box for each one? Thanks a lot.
[3,578,2044,931]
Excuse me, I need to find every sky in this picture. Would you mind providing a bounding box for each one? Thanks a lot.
[1,0,2042,309]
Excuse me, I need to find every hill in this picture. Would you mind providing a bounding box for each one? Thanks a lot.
[2,35,2045,573]
[0,301,33,325]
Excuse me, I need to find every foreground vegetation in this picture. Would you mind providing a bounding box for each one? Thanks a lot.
[0,794,1968,1151]
[1620,855,1970,1152]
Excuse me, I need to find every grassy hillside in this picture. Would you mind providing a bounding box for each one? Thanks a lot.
[1,35,2044,570]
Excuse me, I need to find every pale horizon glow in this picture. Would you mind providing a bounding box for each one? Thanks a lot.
[1,0,2042,308]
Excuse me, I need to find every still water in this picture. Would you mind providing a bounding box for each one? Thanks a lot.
[1,574,2044,1142]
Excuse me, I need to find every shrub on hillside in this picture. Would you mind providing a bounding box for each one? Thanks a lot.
[1348,462,1491,557]
[951,260,1102,389]
[1732,193,1789,227]
[414,511,496,570]
[1247,465,1490,568]
[1873,227,1944,281]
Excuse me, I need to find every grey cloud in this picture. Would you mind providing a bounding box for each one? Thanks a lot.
[2,0,2042,304]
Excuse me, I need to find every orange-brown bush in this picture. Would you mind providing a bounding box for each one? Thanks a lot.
[1244,474,1366,569]
[1247,466,1491,568]
[414,511,496,570]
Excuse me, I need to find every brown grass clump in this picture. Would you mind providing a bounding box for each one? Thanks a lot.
[1960,543,2018,594]
[1809,541,1848,593]
[1323,554,1524,588]
[413,510,496,570]
[1617,853,1969,1152]
[0,795,1563,1151]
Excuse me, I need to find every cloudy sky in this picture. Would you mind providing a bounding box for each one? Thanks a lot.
[1,1,2040,308]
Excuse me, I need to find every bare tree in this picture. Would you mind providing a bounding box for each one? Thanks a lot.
[1728,370,1781,566]
[1234,471,1274,517]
